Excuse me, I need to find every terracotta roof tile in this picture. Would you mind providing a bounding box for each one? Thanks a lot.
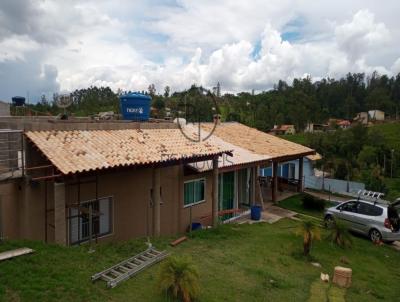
[201,122,315,160]
[184,124,271,172]
[25,129,229,175]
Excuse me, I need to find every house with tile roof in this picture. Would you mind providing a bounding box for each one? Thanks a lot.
[269,124,296,135]
[0,119,315,246]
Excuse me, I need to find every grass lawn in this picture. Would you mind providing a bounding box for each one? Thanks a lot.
[0,218,399,301]
[279,133,308,146]
[279,194,336,219]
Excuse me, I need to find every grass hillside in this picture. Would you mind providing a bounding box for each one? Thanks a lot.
[281,122,400,149]
[279,133,308,145]
[370,122,400,150]
[0,205,400,302]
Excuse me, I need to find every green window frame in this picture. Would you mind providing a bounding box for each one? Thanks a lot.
[184,178,205,207]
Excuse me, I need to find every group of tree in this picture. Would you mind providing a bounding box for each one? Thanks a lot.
[219,71,400,132]
[25,71,400,129]
[305,124,396,192]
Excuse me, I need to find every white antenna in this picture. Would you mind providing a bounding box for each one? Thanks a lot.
[56,93,73,114]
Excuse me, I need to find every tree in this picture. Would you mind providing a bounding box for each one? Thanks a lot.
[361,164,387,193]
[158,257,200,302]
[296,220,321,256]
[164,86,170,98]
[148,84,156,97]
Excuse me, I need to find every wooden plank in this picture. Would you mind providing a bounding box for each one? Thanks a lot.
[170,236,188,247]
[0,247,34,261]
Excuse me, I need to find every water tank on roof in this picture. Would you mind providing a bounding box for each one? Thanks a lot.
[119,92,151,121]
[12,96,25,106]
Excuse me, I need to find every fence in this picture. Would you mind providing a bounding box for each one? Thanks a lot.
[304,175,365,194]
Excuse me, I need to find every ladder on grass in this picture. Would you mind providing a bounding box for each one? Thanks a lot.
[91,247,169,288]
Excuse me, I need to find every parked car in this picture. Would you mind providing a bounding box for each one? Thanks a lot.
[324,199,400,242]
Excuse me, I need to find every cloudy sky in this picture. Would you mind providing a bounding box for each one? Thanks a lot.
[1,0,400,102]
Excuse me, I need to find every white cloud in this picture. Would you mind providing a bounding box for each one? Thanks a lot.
[392,58,400,75]
[1,1,400,101]
[0,35,40,62]
[335,9,391,61]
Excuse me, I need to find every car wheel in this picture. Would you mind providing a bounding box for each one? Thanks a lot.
[324,215,335,228]
[369,229,382,242]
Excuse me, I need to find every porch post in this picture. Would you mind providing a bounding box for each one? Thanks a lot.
[298,157,304,192]
[272,162,278,203]
[54,182,66,246]
[251,167,256,206]
[152,167,161,237]
[212,156,219,227]
[256,165,264,210]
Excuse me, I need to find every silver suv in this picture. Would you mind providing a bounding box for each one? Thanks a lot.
[324,199,400,242]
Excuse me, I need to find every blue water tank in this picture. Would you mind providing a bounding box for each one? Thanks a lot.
[119,92,151,121]
[12,96,25,106]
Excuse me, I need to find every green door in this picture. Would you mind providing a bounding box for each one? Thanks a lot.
[219,171,235,221]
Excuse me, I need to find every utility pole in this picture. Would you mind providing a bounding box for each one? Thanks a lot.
[383,154,386,176]
[391,149,395,178]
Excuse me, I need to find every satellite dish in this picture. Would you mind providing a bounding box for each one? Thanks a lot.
[56,94,73,109]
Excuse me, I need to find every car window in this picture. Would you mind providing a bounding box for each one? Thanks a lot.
[341,201,358,213]
[357,202,383,216]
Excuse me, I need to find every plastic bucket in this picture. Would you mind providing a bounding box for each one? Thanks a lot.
[250,205,262,221]
[191,222,202,231]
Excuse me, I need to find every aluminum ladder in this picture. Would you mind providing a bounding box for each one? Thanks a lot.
[91,247,169,288]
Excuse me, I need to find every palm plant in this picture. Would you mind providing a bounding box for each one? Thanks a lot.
[296,220,321,256]
[327,220,352,248]
[158,256,200,302]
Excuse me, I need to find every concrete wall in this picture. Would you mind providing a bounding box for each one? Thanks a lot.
[0,102,10,116]
[0,117,177,131]
[0,160,255,245]
[304,175,365,193]
[0,182,20,238]
[61,165,214,244]
[0,179,49,241]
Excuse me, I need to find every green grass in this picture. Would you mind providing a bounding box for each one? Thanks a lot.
[0,218,399,301]
[278,194,336,219]
[279,133,308,145]
[281,123,400,150]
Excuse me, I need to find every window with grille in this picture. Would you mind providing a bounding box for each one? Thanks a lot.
[69,196,113,245]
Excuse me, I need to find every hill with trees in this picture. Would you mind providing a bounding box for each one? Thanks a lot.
[24,71,400,129]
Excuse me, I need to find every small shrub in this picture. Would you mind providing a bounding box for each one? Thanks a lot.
[302,194,326,211]
[327,220,352,248]
[157,256,200,302]
[296,220,321,256]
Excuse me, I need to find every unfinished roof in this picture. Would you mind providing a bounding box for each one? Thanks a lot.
[201,122,315,161]
[186,127,271,172]
[25,129,230,175]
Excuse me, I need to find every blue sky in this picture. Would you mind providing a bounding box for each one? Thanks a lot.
[1,0,400,102]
